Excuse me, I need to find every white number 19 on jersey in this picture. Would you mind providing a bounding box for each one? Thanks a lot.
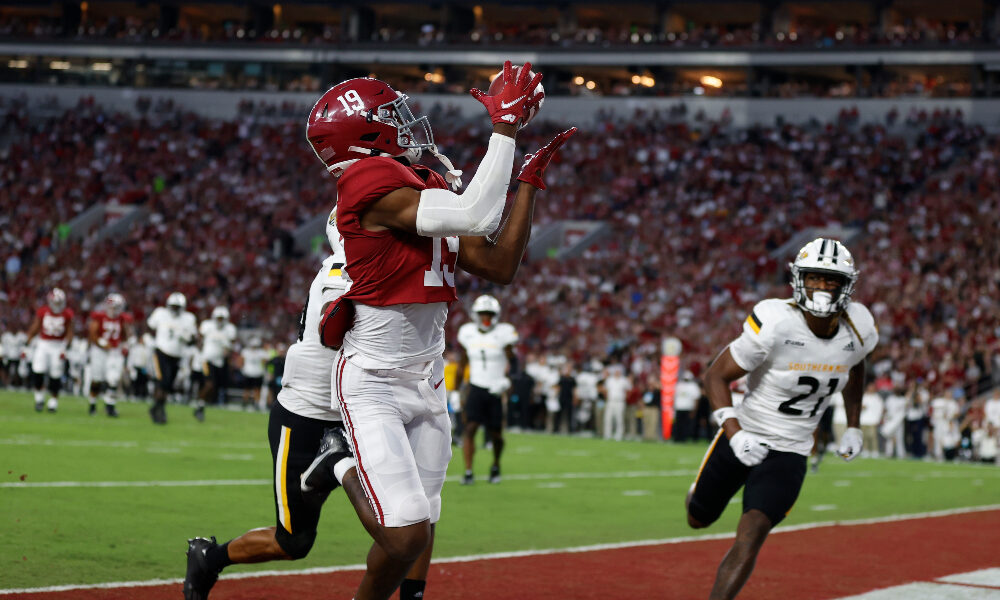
[424,237,457,288]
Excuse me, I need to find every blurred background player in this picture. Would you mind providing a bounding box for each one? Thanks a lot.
[147,292,198,424]
[687,238,877,600]
[127,333,152,401]
[455,294,519,484]
[238,336,269,410]
[86,292,132,417]
[25,288,74,413]
[195,306,237,421]
[2,329,27,389]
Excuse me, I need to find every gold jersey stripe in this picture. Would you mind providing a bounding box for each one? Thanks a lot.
[747,311,762,334]
[276,426,292,533]
[328,268,341,277]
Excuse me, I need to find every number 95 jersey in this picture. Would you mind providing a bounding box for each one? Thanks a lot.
[728,298,878,456]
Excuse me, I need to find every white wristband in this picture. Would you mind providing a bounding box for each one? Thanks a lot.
[712,407,737,426]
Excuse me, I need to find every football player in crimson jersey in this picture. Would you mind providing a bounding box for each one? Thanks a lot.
[306,62,574,600]
[686,238,877,600]
[87,293,133,417]
[25,288,74,412]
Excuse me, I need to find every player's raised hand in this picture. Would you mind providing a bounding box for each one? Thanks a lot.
[470,61,544,126]
[516,127,577,190]
[838,427,863,461]
[729,430,770,467]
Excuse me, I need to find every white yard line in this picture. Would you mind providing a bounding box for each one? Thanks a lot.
[2,504,998,596]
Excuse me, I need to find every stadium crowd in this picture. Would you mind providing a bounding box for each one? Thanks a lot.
[0,93,997,461]
[1,12,992,49]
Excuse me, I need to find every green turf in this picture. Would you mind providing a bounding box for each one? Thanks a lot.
[2,390,998,589]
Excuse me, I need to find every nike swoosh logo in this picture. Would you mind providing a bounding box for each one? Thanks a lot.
[500,95,526,109]
[434,378,444,389]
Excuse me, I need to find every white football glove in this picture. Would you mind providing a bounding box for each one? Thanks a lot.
[729,430,770,467]
[448,391,462,412]
[838,427,864,461]
[488,377,511,396]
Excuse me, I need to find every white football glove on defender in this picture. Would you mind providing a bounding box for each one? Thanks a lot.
[729,430,770,467]
[838,427,864,461]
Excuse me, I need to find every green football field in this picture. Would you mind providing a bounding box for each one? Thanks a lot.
[2,390,998,591]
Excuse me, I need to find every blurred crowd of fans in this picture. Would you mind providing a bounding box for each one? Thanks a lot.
[1,13,993,49]
[0,94,997,453]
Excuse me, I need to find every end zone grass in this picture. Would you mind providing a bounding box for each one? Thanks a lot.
[2,390,998,589]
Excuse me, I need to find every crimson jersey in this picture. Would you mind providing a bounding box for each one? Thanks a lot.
[337,157,458,306]
[89,311,132,349]
[36,306,74,341]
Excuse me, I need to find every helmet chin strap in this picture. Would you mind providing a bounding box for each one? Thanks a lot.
[428,145,463,191]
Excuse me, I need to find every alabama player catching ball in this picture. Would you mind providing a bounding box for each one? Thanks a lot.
[686,238,878,599]
[304,62,573,600]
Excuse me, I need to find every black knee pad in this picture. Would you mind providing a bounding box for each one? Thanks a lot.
[48,377,62,395]
[275,528,316,560]
[32,372,45,390]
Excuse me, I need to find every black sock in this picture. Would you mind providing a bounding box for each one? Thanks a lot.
[400,578,426,600]
[205,541,233,573]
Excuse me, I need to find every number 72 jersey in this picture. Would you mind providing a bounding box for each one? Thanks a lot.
[728,298,878,456]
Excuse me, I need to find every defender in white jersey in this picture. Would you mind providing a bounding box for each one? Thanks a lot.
[147,292,198,424]
[687,238,877,600]
[455,294,519,484]
[193,306,238,422]
[183,210,361,600]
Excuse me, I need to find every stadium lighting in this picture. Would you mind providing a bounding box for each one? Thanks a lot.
[631,75,641,84]
[573,76,585,85]
[424,72,445,83]
[49,61,71,70]
[700,75,723,88]
[91,62,112,71]
[8,59,28,69]
[585,80,596,90]
[640,76,655,87]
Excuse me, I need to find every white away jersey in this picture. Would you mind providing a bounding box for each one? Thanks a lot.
[728,298,878,456]
[457,322,518,389]
[279,254,349,421]
[147,308,198,358]
[240,347,269,378]
[200,320,238,367]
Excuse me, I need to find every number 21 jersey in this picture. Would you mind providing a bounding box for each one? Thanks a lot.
[728,298,878,456]
[336,156,458,368]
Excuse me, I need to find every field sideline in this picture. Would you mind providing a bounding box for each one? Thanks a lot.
[3,390,999,594]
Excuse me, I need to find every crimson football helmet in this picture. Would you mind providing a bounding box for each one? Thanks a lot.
[47,288,66,313]
[306,78,462,187]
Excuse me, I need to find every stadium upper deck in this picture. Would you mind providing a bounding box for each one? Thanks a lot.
[2,0,1000,97]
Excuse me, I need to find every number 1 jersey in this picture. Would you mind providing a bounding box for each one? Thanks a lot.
[728,298,878,456]
[336,156,459,369]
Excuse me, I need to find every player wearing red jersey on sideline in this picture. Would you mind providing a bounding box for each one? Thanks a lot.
[298,63,574,600]
[87,293,133,417]
[25,288,75,412]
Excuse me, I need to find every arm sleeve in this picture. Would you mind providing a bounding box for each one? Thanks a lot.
[415,133,515,237]
[728,304,773,372]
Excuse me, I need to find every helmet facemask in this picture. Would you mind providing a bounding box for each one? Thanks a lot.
[476,312,497,332]
[791,268,855,317]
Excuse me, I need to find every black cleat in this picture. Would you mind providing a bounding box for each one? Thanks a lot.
[88,403,97,416]
[34,400,44,412]
[462,471,474,485]
[489,465,501,484]
[193,407,205,422]
[150,404,166,425]
[106,405,119,418]
[300,426,352,496]
[184,536,220,600]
